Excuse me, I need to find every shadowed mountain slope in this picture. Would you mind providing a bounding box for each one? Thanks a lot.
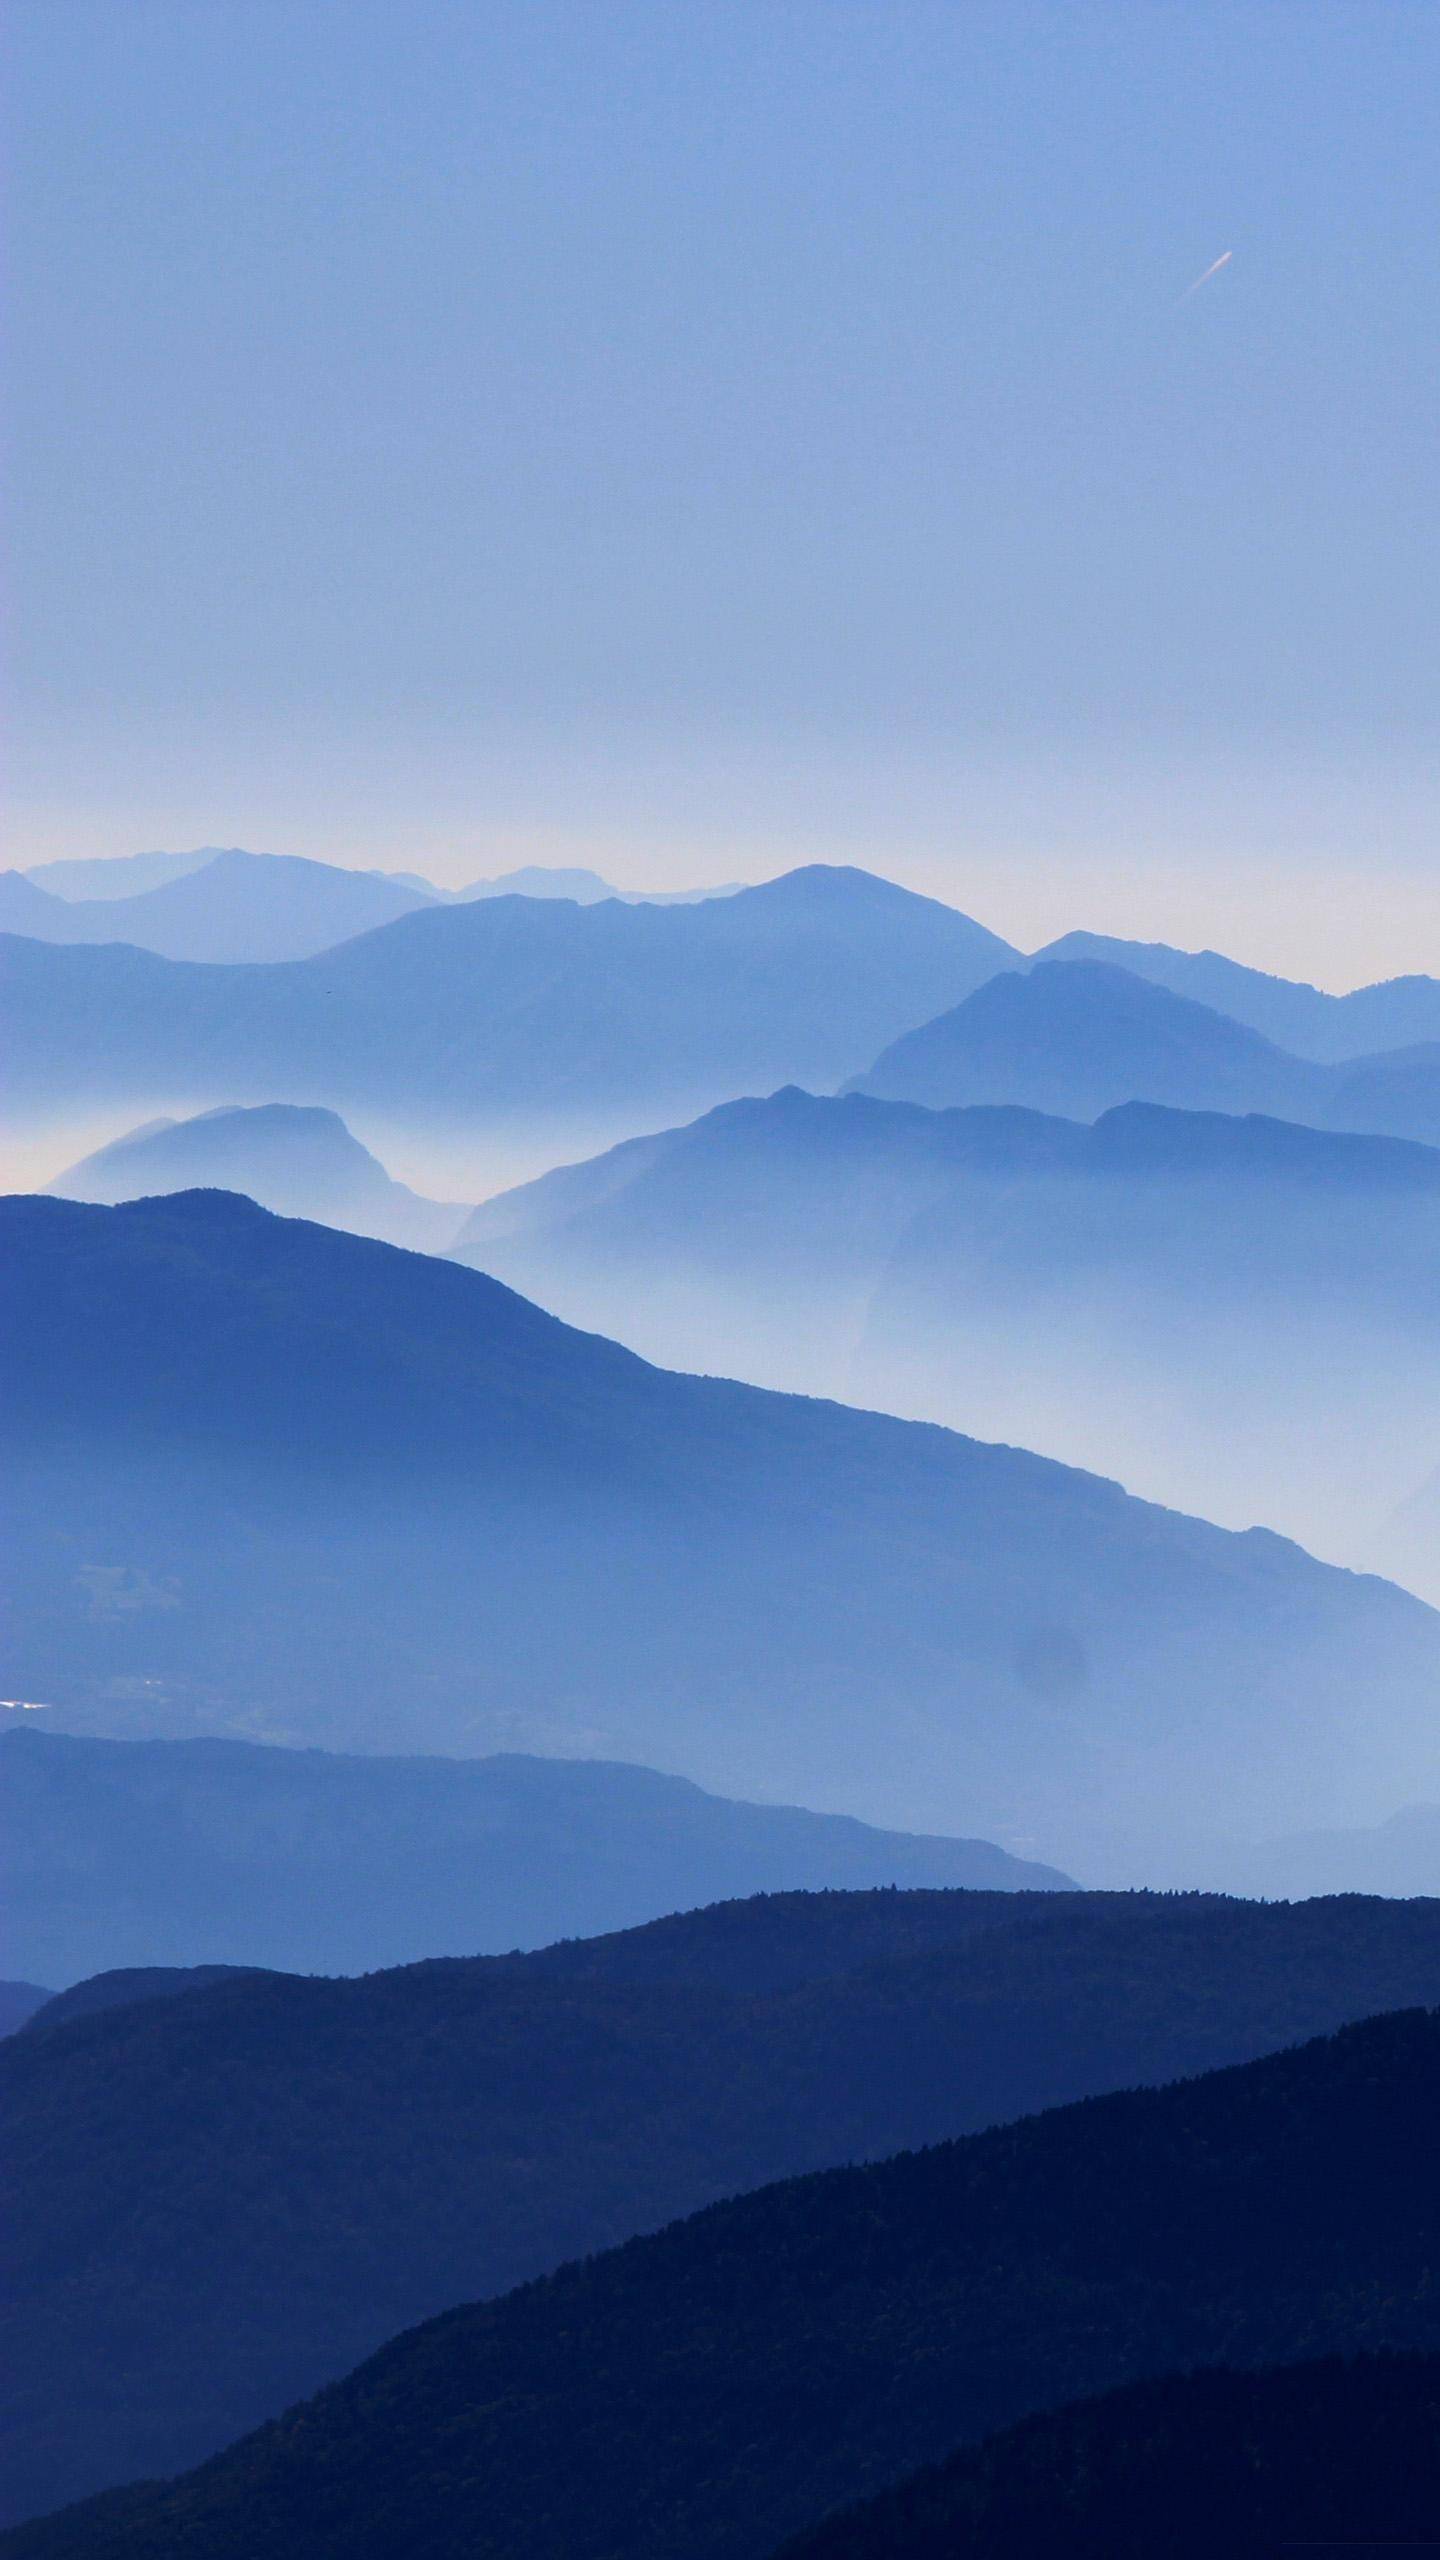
[0,849,436,963]
[21,1966,264,2036]
[855,959,1440,1145]
[0,867,1016,1146]
[5,1191,1440,1876]
[452,1088,1440,1574]
[8,2002,1440,2560]
[0,1725,1068,1985]
[7,1896,1440,2523]
[1034,929,1440,1060]
[774,2352,1440,2560]
[48,1104,465,1251]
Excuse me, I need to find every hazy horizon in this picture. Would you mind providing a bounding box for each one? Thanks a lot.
[14,813,1437,997]
[7,1,1437,990]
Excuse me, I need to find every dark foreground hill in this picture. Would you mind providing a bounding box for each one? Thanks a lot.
[48,1104,465,1251]
[9,2003,1440,2560]
[0,865,1015,1152]
[856,959,1440,1146]
[775,2351,1440,2560]
[5,1888,1440,2522]
[0,1725,1068,1986]
[5,1191,1440,1879]
[453,1087,1440,1573]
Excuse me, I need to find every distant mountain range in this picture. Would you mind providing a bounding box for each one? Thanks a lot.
[855,959,1440,1146]
[453,1086,1440,1573]
[0,865,1016,1151]
[17,848,1434,1055]
[48,1104,466,1251]
[5,848,745,961]
[7,1892,1440,2526]
[6,1190,1440,1876]
[9,1999,1440,2556]
[1031,928,1440,1059]
[0,1725,1067,1984]
[0,849,435,964]
[24,849,247,900]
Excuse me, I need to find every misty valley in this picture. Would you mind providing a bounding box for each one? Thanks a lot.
[2,842,1439,2556]
[6,14,1440,2543]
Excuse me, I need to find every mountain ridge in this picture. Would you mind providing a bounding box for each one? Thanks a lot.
[7,1894,1440,2524]
[0,1724,1070,1985]
[8,2001,1440,2558]
[450,1084,1440,1572]
[0,865,1017,1147]
[6,1188,1439,1875]
[853,958,1440,1146]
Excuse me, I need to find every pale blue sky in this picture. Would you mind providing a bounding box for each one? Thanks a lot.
[5,1,1436,979]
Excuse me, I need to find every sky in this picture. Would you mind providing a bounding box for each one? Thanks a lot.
[4,0,1436,985]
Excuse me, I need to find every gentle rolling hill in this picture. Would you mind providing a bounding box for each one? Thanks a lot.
[5,1190,1440,1877]
[6,1892,1440,2524]
[0,1724,1068,1985]
[8,2002,1440,2559]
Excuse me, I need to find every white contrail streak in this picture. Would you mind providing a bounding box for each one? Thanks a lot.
[1178,249,1233,303]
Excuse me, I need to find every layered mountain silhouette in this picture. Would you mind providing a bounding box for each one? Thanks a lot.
[776,2352,1440,2560]
[47,1105,465,1251]
[1033,928,1440,1060]
[0,1725,1067,1984]
[0,849,436,963]
[8,2001,1440,2557]
[0,867,1017,1148]
[855,959,1440,1145]
[22,850,737,913]
[8,1893,1440,2523]
[23,849,226,901]
[22,1966,262,2037]
[451,864,738,904]
[6,1190,1440,1875]
[453,1087,1440,1572]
